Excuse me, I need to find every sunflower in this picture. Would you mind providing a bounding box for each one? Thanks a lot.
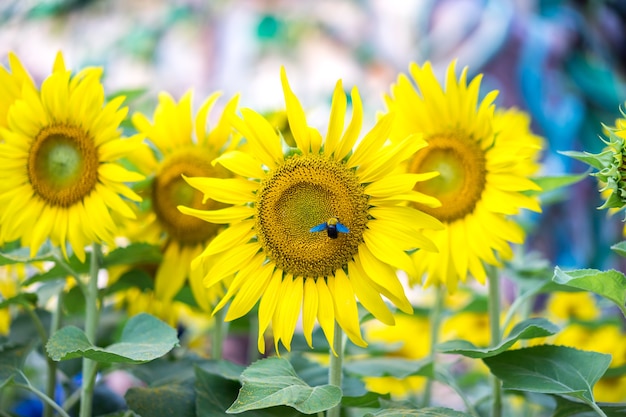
[384,61,543,291]
[127,91,239,312]
[180,67,443,353]
[0,52,143,262]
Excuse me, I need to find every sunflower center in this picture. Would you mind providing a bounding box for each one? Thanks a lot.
[411,132,487,222]
[28,125,99,207]
[153,148,228,245]
[256,154,369,278]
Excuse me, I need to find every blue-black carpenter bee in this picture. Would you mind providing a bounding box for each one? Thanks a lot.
[309,217,349,239]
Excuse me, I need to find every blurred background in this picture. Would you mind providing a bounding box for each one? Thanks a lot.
[1,0,626,271]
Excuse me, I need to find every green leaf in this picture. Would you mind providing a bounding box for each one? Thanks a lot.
[102,243,162,268]
[437,318,559,358]
[553,395,626,417]
[22,243,162,287]
[558,150,605,170]
[0,343,29,388]
[125,380,196,417]
[610,241,626,258]
[104,269,155,296]
[0,245,56,266]
[483,345,611,405]
[553,267,626,317]
[341,391,390,408]
[0,293,37,309]
[194,365,303,417]
[344,358,433,379]
[195,366,242,417]
[61,286,85,315]
[46,313,179,363]
[530,172,589,193]
[227,357,341,414]
[363,407,474,417]
[23,254,90,285]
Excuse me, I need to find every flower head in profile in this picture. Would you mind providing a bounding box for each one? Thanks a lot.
[180,67,442,353]
[128,91,239,312]
[578,108,626,217]
[0,52,144,261]
[384,61,543,291]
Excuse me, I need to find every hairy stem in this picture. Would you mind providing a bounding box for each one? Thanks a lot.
[327,321,344,417]
[79,244,101,417]
[487,264,502,417]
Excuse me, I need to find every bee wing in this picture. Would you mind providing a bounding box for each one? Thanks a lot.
[309,222,328,232]
[336,223,350,233]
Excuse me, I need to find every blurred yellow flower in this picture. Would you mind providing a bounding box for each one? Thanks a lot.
[594,376,626,403]
[553,322,626,402]
[362,313,430,396]
[384,61,543,291]
[0,52,143,261]
[546,291,599,322]
[129,91,239,312]
[442,311,491,348]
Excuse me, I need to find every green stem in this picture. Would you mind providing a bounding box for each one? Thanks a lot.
[14,381,71,417]
[588,400,609,417]
[437,368,480,417]
[24,306,59,417]
[24,307,48,345]
[212,307,227,360]
[79,243,101,417]
[327,321,344,417]
[43,288,64,417]
[487,264,502,417]
[247,312,259,364]
[52,251,87,294]
[422,285,446,407]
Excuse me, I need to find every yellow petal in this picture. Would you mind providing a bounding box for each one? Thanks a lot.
[302,278,319,348]
[363,229,417,276]
[225,262,274,321]
[98,163,145,183]
[203,242,261,288]
[330,271,367,347]
[357,134,427,183]
[356,246,413,314]
[194,91,221,143]
[257,268,282,354]
[369,205,443,232]
[335,86,362,160]
[348,112,394,169]
[281,66,310,153]
[364,173,439,197]
[348,261,394,325]
[155,244,189,300]
[240,108,284,161]
[276,276,303,351]
[178,205,254,224]
[199,220,254,257]
[227,112,277,169]
[213,150,265,178]
[316,278,336,355]
[324,80,347,157]
[183,175,257,205]
[366,219,438,252]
